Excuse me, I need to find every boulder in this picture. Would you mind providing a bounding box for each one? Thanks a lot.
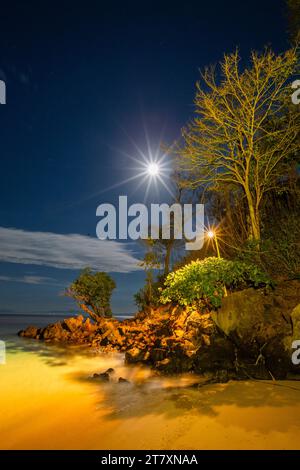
[193,335,235,374]
[125,347,147,364]
[18,325,39,338]
[211,287,294,378]
[62,315,84,332]
[118,377,130,384]
[40,322,70,342]
[290,303,300,342]
[154,345,194,373]
[284,303,300,373]
[93,372,110,381]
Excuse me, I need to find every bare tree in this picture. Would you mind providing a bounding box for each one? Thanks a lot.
[174,47,300,241]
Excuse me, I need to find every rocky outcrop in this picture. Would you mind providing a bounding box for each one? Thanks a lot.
[19,315,100,343]
[19,325,39,339]
[212,289,297,378]
[124,307,235,374]
[18,280,300,380]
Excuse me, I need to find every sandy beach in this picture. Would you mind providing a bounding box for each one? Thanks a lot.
[1,332,300,450]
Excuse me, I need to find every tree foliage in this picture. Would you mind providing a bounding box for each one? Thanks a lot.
[66,268,116,321]
[134,240,161,310]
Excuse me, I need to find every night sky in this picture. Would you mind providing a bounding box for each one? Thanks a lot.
[0,0,290,315]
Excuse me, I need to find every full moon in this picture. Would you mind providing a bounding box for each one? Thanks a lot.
[147,162,160,176]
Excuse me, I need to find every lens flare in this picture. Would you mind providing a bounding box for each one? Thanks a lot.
[147,162,160,176]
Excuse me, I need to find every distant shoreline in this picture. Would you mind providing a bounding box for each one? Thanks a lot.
[0,313,134,318]
[0,313,74,317]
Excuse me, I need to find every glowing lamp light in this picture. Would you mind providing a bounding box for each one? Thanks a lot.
[147,162,160,177]
[206,227,227,296]
[207,228,221,260]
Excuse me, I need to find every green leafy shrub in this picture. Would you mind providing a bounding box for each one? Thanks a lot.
[160,257,272,308]
[262,213,300,279]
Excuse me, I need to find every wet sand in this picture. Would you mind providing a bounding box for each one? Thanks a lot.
[1,338,300,450]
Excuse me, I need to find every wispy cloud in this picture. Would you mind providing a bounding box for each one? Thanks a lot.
[0,275,61,286]
[0,227,142,273]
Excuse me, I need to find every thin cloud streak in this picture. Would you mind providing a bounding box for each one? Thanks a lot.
[0,227,142,273]
[0,275,62,286]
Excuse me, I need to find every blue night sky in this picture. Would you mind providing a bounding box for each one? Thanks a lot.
[0,0,289,315]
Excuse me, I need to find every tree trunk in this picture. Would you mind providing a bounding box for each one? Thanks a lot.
[245,190,260,241]
[79,303,101,323]
[164,242,172,276]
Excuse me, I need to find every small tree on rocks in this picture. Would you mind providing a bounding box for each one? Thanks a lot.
[66,268,116,322]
